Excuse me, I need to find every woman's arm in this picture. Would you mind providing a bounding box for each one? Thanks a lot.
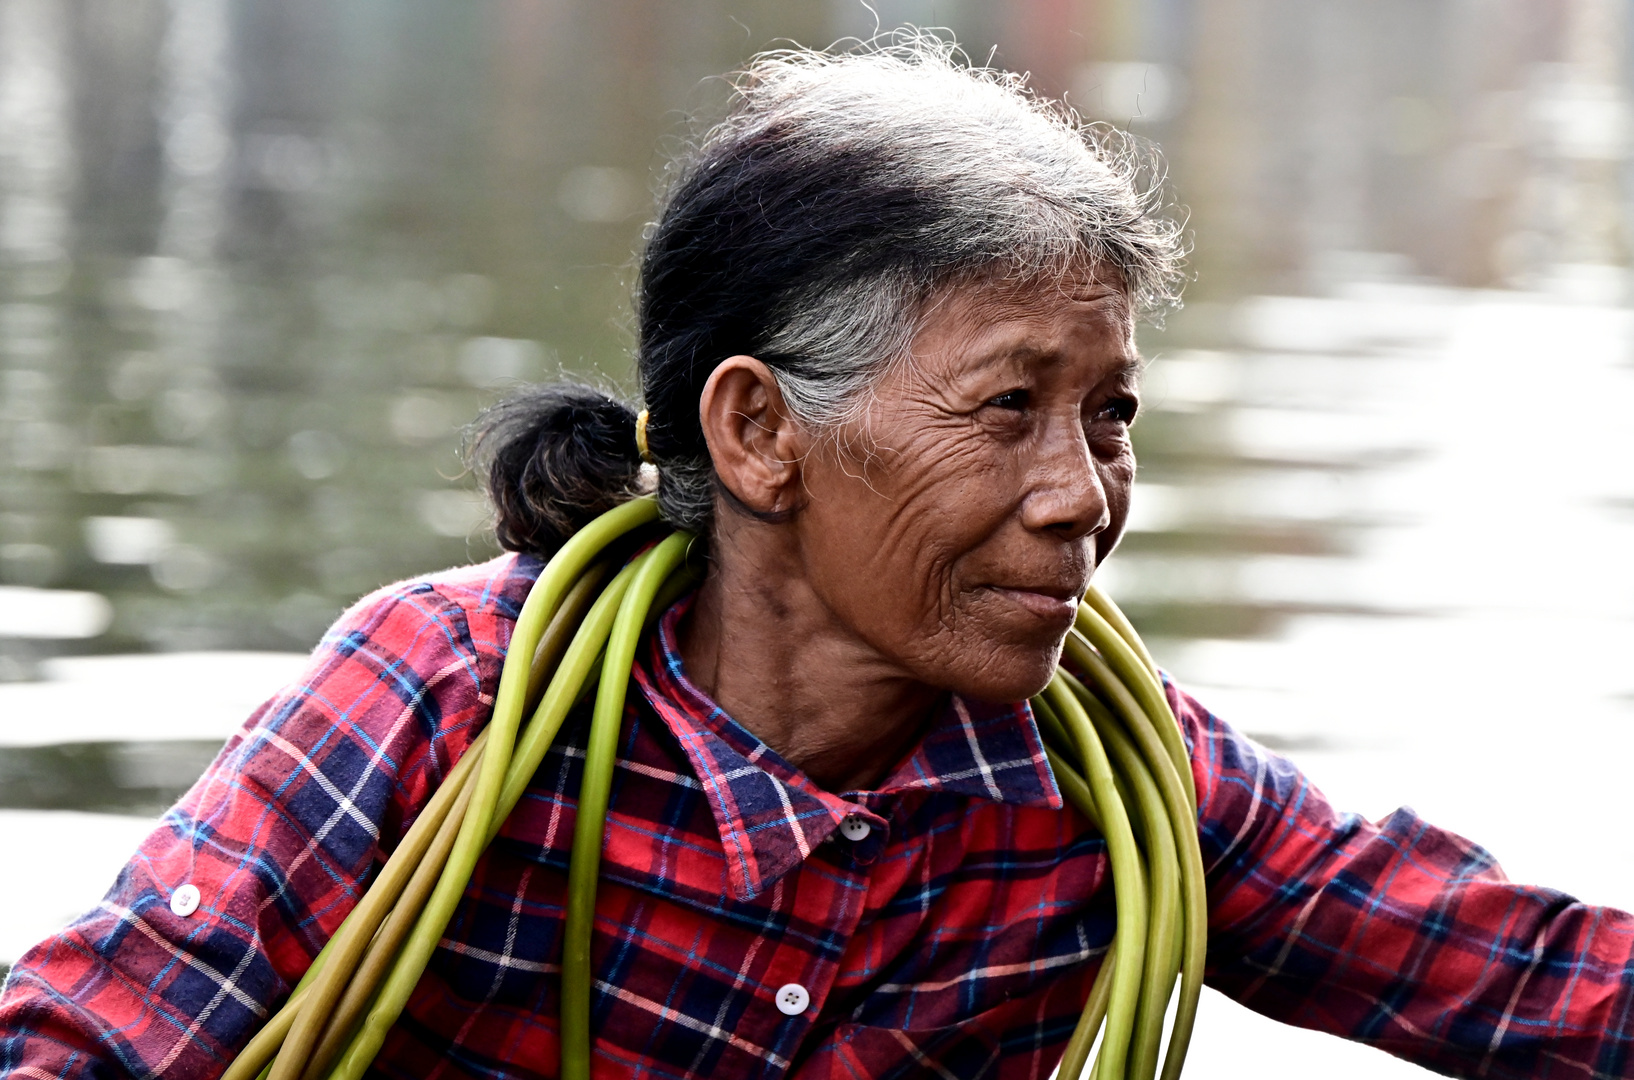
[0,566,516,1080]
[1180,683,1634,1079]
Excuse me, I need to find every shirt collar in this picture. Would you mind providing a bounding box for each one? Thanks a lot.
[632,596,1062,902]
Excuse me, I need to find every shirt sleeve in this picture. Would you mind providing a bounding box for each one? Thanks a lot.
[0,578,507,1080]
[1177,681,1634,1079]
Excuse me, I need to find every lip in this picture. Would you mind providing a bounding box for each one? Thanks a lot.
[986,585,1082,623]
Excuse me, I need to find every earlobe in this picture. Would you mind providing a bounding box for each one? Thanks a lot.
[698,356,806,516]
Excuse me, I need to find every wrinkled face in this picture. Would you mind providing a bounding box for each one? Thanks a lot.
[793,271,1140,703]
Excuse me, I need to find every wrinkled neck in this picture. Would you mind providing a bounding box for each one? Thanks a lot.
[674,521,938,793]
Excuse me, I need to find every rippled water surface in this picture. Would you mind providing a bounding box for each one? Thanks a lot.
[2,3,1632,1077]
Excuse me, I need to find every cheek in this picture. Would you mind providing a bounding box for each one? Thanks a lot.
[1095,450,1137,562]
[799,429,1022,642]
[799,444,1071,701]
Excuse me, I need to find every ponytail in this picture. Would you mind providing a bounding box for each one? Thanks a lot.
[466,383,644,557]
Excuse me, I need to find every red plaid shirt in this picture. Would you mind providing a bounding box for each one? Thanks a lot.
[4,552,1634,1080]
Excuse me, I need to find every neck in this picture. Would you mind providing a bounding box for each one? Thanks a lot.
[675,530,939,793]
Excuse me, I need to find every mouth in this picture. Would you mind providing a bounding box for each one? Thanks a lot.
[984,584,1083,625]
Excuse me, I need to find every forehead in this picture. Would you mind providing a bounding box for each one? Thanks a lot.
[909,270,1138,378]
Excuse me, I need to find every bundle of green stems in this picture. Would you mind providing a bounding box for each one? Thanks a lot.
[223,495,1207,1080]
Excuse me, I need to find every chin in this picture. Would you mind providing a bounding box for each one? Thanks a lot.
[948,638,1066,705]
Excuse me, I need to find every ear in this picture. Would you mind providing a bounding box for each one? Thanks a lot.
[698,355,808,515]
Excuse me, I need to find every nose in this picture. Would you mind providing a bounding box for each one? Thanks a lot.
[1018,419,1112,541]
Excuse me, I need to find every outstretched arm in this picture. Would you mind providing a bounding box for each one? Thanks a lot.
[1179,683,1634,1079]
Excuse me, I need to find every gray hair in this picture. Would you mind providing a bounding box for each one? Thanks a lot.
[636,33,1186,532]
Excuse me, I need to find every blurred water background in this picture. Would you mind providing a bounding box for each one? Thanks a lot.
[1,2,1632,1077]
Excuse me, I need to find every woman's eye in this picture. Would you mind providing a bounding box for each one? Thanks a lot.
[1095,397,1138,425]
[986,389,1029,411]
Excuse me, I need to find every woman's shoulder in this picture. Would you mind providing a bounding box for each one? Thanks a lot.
[326,550,543,648]
[240,552,544,792]
[205,552,546,850]
[293,550,544,737]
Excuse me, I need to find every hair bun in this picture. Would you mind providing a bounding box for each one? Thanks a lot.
[467,383,643,556]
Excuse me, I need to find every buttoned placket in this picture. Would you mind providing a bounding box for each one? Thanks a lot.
[717,800,897,1068]
[618,602,1067,1074]
[586,712,892,1074]
[743,833,878,1072]
[702,810,900,1072]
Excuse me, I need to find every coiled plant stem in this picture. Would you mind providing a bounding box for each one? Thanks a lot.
[560,532,692,1080]
[1045,674,1148,1080]
[1032,589,1207,1080]
[234,501,1204,1080]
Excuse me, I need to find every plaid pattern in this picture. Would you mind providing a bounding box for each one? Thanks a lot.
[2,551,1633,1080]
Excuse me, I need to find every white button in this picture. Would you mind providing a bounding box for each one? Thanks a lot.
[170,883,201,918]
[774,982,810,1016]
[838,815,871,842]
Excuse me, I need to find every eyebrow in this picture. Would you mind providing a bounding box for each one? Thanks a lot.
[1114,355,1146,381]
[993,344,1143,368]
[975,344,1146,384]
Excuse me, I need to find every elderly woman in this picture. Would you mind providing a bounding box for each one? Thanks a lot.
[3,39,1633,1080]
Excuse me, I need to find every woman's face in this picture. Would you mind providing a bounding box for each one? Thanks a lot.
[793,271,1140,703]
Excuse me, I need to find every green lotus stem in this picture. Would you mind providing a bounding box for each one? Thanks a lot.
[561,560,700,716]
[1157,820,1207,1080]
[1075,677,1180,1080]
[1056,941,1117,1080]
[525,561,612,718]
[1044,745,1103,834]
[302,558,624,1079]
[321,500,662,1080]
[1045,675,1147,1080]
[1062,637,1208,1080]
[1033,692,1104,834]
[303,741,485,1080]
[1084,585,1159,681]
[645,559,703,631]
[1095,851,1149,1080]
[1105,726,1204,1080]
[1058,672,1177,981]
[1030,689,1068,755]
[501,546,696,823]
[494,558,643,837]
[233,893,347,1080]
[228,730,491,1080]
[1063,633,1174,804]
[1039,684,1112,1080]
[1074,606,1194,813]
[1091,685,1206,1080]
[228,979,310,1080]
[315,547,658,1079]
[227,497,1203,1080]
[561,532,692,1080]
[1053,695,1149,849]
[264,728,491,1080]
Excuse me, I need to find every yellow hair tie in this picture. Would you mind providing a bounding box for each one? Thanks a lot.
[635,408,654,465]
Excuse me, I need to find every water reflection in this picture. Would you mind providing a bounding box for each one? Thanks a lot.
[0,3,1631,1075]
[0,739,223,815]
[1128,282,1634,883]
[2,0,1627,655]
